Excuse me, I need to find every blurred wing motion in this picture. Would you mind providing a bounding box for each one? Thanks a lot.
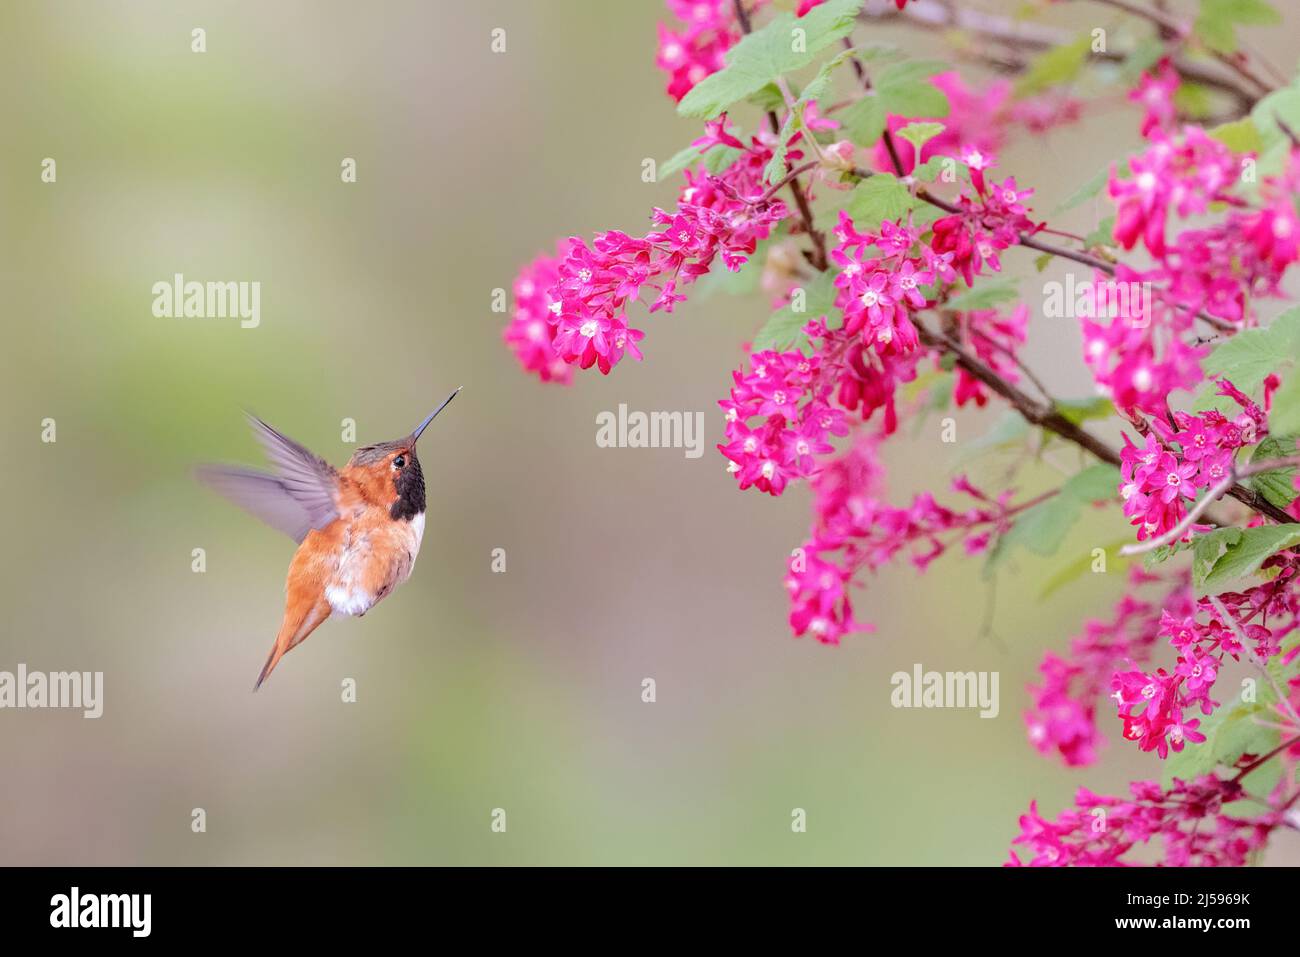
[197,415,341,543]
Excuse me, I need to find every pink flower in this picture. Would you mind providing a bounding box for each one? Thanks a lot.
[503,248,574,384]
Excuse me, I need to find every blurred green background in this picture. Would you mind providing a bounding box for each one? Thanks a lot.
[1,0,1296,865]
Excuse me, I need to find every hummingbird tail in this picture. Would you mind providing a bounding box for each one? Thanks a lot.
[253,597,331,692]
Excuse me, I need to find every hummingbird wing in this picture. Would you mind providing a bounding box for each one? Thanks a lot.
[196,465,332,543]
[196,416,341,543]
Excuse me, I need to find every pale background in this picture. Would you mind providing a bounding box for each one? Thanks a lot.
[0,0,1295,865]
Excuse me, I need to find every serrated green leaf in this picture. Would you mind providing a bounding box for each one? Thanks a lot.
[1202,305,1300,395]
[1163,692,1278,786]
[895,121,944,152]
[1144,538,1194,571]
[845,172,915,228]
[1195,525,1300,591]
[945,279,1020,312]
[751,270,840,353]
[677,0,865,118]
[1249,435,1300,509]
[1055,397,1115,426]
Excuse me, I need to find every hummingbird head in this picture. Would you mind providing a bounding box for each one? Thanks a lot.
[347,387,461,522]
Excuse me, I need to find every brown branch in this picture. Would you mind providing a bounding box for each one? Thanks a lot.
[859,0,1262,110]
[1083,0,1276,98]
[917,321,1123,467]
[917,321,1295,526]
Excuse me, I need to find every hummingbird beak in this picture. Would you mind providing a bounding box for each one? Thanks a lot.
[409,386,462,446]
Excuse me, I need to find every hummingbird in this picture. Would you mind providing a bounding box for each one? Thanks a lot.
[197,387,461,690]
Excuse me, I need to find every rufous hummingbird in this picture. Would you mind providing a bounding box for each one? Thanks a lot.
[197,387,461,689]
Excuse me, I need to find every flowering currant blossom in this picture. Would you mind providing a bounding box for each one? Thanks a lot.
[502,247,573,385]
[509,0,1300,868]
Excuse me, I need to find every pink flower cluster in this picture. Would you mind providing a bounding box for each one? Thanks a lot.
[832,212,938,355]
[1112,562,1300,759]
[655,0,739,102]
[1110,127,1239,260]
[542,121,789,375]
[718,349,846,496]
[1118,386,1266,541]
[930,162,1039,286]
[1009,776,1281,866]
[786,460,1031,643]
[502,247,573,385]
[1091,92,1300,412]
[1025,568,1188,768]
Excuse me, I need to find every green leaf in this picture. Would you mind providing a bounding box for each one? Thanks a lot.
[1173,82,1215,120]
[1163,692,1278,786]
[895,121,944,152]
[845,172,915,228]
[1250,81,1300,152]
[1202,305,1300,394]
[1054,397,1116,426]
[705,145,744,175]
[839,94,886,147]
[1194,525,1300,591]
[1015,34,1092,97]
[1249,435,1300,509]
[1208,117,1265,154]
[988,465,1120,570]
[1197,0,1281,55]
[876,59,951,118]
[1144,539,1195,571]
[746,83,787,113]
[1054,158,1129,214]
[763,112,797,185]
[951,411,1030,468]
[677,0,865,118]
[659,143,705,182]
[1039,541,1132,599]
[751,270,840,353]
[1195,11,1238,55]
[1083,215,1116,250]
[1271,371,1300,438]
[1119,37,1166,84]
[1064,463,1122,503]
[659,139,744,181]
[945,279,1020,312]
[911,155,955,182]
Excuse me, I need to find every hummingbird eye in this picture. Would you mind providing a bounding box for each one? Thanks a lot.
[392,455,406,470]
